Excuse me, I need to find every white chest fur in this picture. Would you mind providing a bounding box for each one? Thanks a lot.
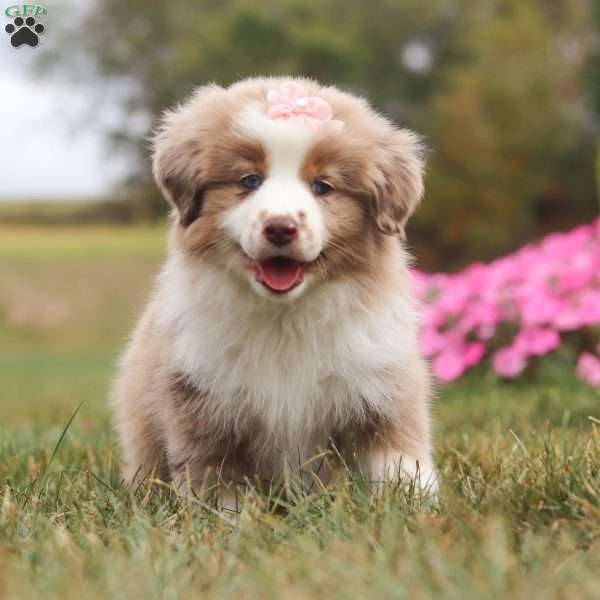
[156,255,419,455]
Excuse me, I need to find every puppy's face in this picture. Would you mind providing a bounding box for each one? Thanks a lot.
[153,78,424,300]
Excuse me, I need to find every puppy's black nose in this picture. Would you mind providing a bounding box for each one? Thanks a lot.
[263,217,298,247]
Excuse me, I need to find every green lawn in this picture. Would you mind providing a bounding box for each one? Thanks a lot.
[1,225,599,599]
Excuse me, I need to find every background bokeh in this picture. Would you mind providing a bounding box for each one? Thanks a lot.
[1,0,600,424]
[21,0,600,269]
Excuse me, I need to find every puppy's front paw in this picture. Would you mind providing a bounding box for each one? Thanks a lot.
[368,450,438,496]
[219,486,241,513]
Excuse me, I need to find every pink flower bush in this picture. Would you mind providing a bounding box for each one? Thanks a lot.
[417,217,600,386]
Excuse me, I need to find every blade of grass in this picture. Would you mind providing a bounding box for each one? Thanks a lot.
[38,401,85,487]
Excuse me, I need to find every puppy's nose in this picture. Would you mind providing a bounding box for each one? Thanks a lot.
[263,217,298,247]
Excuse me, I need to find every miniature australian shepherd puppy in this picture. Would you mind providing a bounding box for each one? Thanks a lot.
[112,77,436,508]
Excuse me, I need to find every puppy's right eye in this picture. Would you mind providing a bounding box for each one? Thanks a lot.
[312,179,333,196]
[240,174,263,191]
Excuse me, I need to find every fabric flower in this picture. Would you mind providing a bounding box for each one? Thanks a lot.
[265,81,341,128]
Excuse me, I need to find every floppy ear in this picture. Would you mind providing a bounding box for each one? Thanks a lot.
[151,84,224,226]
[372,129,425,238]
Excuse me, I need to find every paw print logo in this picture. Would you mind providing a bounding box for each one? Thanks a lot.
[5,16,45,48]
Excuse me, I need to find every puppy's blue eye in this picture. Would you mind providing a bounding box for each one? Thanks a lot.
[241,174,262,190]
[312,179,333,196]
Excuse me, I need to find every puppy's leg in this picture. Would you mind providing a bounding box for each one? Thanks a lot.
[166,438,247,513]
[361,360,437,494]
[112,369,168,485]
[116,406,168,485]
[112,304,170,485]
[163,375,251,511]
[367,444,437,493]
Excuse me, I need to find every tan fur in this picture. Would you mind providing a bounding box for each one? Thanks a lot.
[111,76,435,499]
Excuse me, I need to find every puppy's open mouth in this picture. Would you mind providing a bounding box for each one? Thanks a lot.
[255,257,305,294]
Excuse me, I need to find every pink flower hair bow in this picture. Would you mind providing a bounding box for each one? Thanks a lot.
[266,81,342,129]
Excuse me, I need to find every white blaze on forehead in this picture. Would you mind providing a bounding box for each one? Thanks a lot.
[236,105,319,174]
[223,104,327,266]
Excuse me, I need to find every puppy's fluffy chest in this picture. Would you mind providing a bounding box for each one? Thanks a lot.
[157,256,418,449]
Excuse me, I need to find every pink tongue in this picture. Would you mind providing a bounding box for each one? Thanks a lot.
[257,257,302,292]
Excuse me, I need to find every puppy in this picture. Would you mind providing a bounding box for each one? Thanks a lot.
[111,77,436,507]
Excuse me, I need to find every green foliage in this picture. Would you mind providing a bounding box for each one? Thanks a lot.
[41,0,599,268]
[421,1,581,263]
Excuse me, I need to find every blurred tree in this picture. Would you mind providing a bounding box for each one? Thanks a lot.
[416,0,597,267]
[41,0,598,268]
[582,0,600,210]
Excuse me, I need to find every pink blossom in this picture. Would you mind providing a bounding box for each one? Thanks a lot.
[519,294,564,327]
[420,327,447,355]
[576,290,600,325]
[431,342,487,382]
[455,301,501,334]
[435,282,471,316]
[557,257,594,292]
[432,350,466,382]
[553,307,585,331]
[477,322,496,340]
[514,327,560,356]
[576,353,600,387]
[463,342,486,367]
[492,346,527,378]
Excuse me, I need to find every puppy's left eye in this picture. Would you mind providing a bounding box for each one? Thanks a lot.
[241,174,263,190]
[312,179,333,196]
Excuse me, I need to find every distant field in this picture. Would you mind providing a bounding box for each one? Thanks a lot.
[0,225,166,424]
[0,196,160,227]
[1,225,599,599]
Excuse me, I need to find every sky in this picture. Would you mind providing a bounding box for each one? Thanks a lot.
[0,2,437,202]
[0,3,122,200]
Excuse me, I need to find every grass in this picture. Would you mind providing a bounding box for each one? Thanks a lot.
[0,197,153,228]
[1,225,600,599]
